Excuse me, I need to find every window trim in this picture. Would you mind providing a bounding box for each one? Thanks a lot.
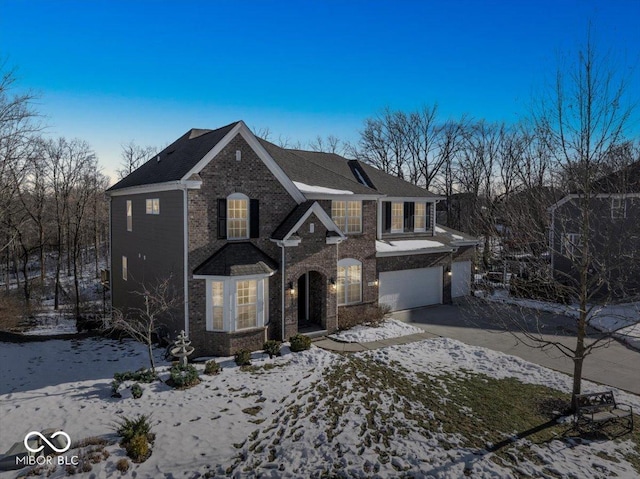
[611,197,627,219]
[390,202,404,233]
[122,256,128,281]
[331,200,362,234]
[337,258,362,306]
[126,200,132,231]
[227,193,249,240]
[414,202,426,232]
[145,198,160,215]
[562,233,582,260]
[204,275,269,332]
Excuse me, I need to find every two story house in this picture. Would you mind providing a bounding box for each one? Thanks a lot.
[107,121,478,356]
[548,161,640,300]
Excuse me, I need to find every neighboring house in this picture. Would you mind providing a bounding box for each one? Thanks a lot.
[548,161,640,299]
[106,121,479,356]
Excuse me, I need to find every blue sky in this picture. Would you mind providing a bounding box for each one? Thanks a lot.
[1,0,639,182]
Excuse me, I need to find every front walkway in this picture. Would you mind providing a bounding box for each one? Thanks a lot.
[313,331,437,352]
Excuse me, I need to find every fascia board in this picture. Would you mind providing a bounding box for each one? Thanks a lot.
[106,181,183,197]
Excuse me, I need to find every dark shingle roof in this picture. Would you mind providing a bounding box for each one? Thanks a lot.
[281,146,438,198]
[258,140,377,195]
[107,122,239,191]
[592,160,640,193]
[193,242,278,276]
[271,201,315,240]
[108,121,441,199]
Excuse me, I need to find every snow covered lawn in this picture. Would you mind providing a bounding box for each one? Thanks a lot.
[1,336,639,478]
[328,318,423,343]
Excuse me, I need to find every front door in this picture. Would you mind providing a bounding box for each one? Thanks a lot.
[297,271,325,330]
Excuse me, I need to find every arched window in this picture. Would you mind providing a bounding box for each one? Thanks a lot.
[227,193,249,239]
[337,258,362,305]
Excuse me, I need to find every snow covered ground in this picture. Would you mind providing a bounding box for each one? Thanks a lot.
[485,290,640,350]
[1,333,638,478]
[329,318,423,343]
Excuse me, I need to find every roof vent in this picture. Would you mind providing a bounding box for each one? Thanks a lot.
[156,155,161,163]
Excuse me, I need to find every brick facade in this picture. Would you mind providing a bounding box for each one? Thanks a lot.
[186,134,297,356]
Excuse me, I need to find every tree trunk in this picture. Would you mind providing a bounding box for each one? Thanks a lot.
[571,329,585,411]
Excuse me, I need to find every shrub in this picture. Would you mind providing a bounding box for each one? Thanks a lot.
[289,334,312,352]
[338,303,391,330]
[115,414,153,463]
[113,368,157,384]
[234,349,252,366]
[131,383,143,399]
[111,380,121,398]
[169,364,200,389]
[124,434,149,463]
[263,340,282,359]
[116,414,152,445]
[116,458,130,473]
[204,360,222,375]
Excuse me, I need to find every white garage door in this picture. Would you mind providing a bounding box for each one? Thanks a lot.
[379,267,442,311]
[452,261,472,298]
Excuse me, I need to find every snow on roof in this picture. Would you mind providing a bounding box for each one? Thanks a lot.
[293,181,354,195]
[376,239,448,254]
[435,225,465,240]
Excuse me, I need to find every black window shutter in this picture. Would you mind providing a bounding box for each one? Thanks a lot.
[250,199,259,238]
[404,202,415,232]
[217,199,227,239]
[383,202,392,233]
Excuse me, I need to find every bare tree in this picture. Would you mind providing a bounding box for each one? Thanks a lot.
[107,277,178,373]
[308,134,342,154]
[479,31,638,410]
[117,141,157,180]
[0,63,40,257]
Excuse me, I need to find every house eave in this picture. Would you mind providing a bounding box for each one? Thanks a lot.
[376,246,454,257]
[382,196,443,202]
[106,180,196,197]
[302,193,384,200]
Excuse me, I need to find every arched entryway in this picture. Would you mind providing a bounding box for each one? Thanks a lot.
[297,270,326,332]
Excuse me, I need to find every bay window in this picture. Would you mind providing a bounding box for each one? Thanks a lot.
[204,276,268,332]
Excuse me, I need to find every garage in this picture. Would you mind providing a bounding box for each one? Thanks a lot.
[452,260,472,298]
[378,266,443,311]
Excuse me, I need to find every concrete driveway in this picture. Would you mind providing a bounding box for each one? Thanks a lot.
[394,298,640,395]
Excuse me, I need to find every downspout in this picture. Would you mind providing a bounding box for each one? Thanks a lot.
[280,242,286,341]
[182,186,190,336]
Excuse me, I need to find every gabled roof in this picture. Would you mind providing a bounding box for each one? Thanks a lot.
[193,242,277,277]
[592,160,640,193]
[283,147,440,198]
[108,121,442,201]
[271,201,345,241]
[107,122,240,191]
[257,140,378,196]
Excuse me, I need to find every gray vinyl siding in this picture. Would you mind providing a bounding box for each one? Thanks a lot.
[110,189,185,336]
